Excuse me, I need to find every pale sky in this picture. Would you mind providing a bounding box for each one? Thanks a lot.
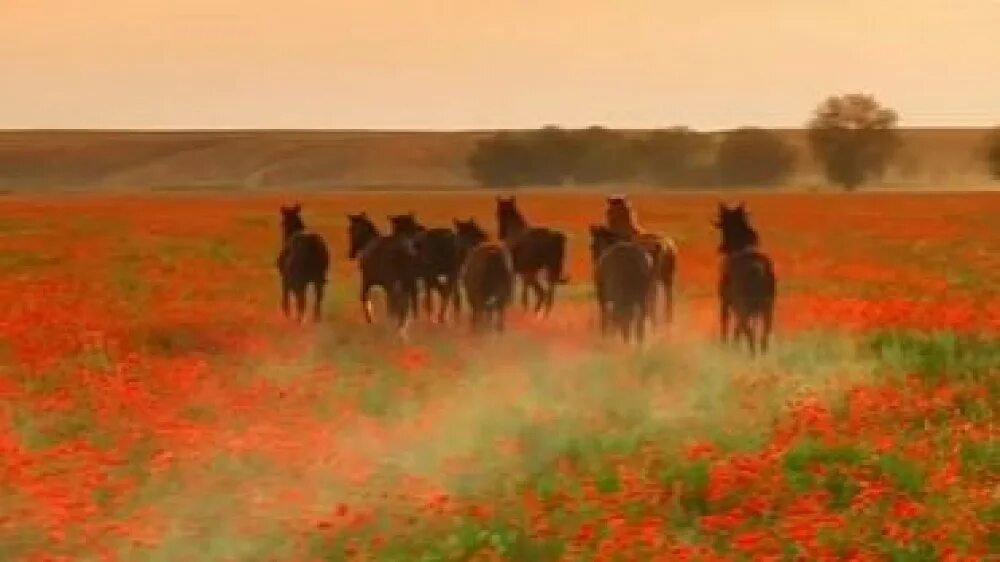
[2,1,999,130]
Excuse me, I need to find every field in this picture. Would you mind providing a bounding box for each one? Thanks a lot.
[0,190,997,561]
[0,128,996,191]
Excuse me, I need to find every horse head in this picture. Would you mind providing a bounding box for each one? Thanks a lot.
[347,212,379,259]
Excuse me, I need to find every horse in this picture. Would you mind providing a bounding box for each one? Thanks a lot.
[276,204,330,323]
[347,212,420,339]
[494,196,568,317]
[388,213,462,324]
[605,195,677,326]
[589,225,654,344]
[715,202,776,355]
[454,218,514,333]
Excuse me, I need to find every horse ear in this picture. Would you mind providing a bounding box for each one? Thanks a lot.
[737,201,746,211]
[589,225,600,234]
[292,203,301,213]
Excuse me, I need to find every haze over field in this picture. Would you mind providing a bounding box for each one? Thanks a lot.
[3,1,999,130]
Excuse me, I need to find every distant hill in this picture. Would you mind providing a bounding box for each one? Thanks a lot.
[0,128,995,191]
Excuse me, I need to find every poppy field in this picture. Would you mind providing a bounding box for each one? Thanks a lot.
[0,190,997,561]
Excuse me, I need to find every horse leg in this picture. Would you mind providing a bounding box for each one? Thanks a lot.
[423,276,434,318]
[544,276,557,317]
[599,300,611,338]
[470,305,480,333]
[408,279,420,321]
[436,279,449,324]
[662,265,675,326]
[621,304,632,344]
[745,317,758,357]
[280,278,291,318]
[312,280,325,323]
[636,301,647,345]
[720,298,731,345]
[528,277,545,316]
[451,276,462,321]
[735,314,752,355]
[393,285,411,341]
[360,281,375,324]
[646,280,659,328]
[761,305,774,355]
[293,286,307,323]
[495,303,506,333]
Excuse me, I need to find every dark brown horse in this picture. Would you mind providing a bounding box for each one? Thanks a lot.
[347,212,420,339]
[276,204,330,323]
[389,213,462,324]
[589,225,654,344]
[454,218,514,333]
[715,202,776,355]
[494,196,568,317]
[605,195,677,326]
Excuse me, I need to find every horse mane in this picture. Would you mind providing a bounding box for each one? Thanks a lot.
[497,203,528,239]
[606,198,642,237]
[718,214,760,255]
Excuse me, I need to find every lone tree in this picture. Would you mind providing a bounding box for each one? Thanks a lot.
[715,127,796,186]
[987,127,1000,180]
[807,94,900,190]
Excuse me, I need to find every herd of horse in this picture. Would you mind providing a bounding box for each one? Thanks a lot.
[276,196,777,354]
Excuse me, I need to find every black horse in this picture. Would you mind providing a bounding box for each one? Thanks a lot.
[454,218,514,333]
[589,225,654,344]
[494,196,568,317]
[388,213,462,324]
[347,212,420,339]
[277,204,330,323]
[715,202,776,355]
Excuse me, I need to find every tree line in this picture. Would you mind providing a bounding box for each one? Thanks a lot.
[469,94,1000,190]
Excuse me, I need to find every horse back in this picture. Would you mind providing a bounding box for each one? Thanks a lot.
[462,243,514,301]
[507,227,566,271]
[596,243,653,298]
[279,231,330,281]
[720,250,776,309]
[359,236,420,283]
[417,228,460,273]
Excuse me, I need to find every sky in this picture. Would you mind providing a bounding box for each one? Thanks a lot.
[2,0,999,130]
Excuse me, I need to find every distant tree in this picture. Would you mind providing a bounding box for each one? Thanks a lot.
[570,126,637,184]
[715,127,796,186]
[807,93,901,190]
[987,127,1000,180]
[467,132,537,187]
[635,127,713,186]
[525,126,582,185]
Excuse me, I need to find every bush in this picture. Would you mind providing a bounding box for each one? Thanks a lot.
[634,127,713,186]
[715,127,796,186]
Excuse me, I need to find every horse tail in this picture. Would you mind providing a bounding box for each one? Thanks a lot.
[548,231,569,285]
[314,234,331,283]
[483,247,514,305]
[742,253,775,311]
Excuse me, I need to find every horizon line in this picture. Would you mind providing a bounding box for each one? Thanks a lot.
[1,125,996,134]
